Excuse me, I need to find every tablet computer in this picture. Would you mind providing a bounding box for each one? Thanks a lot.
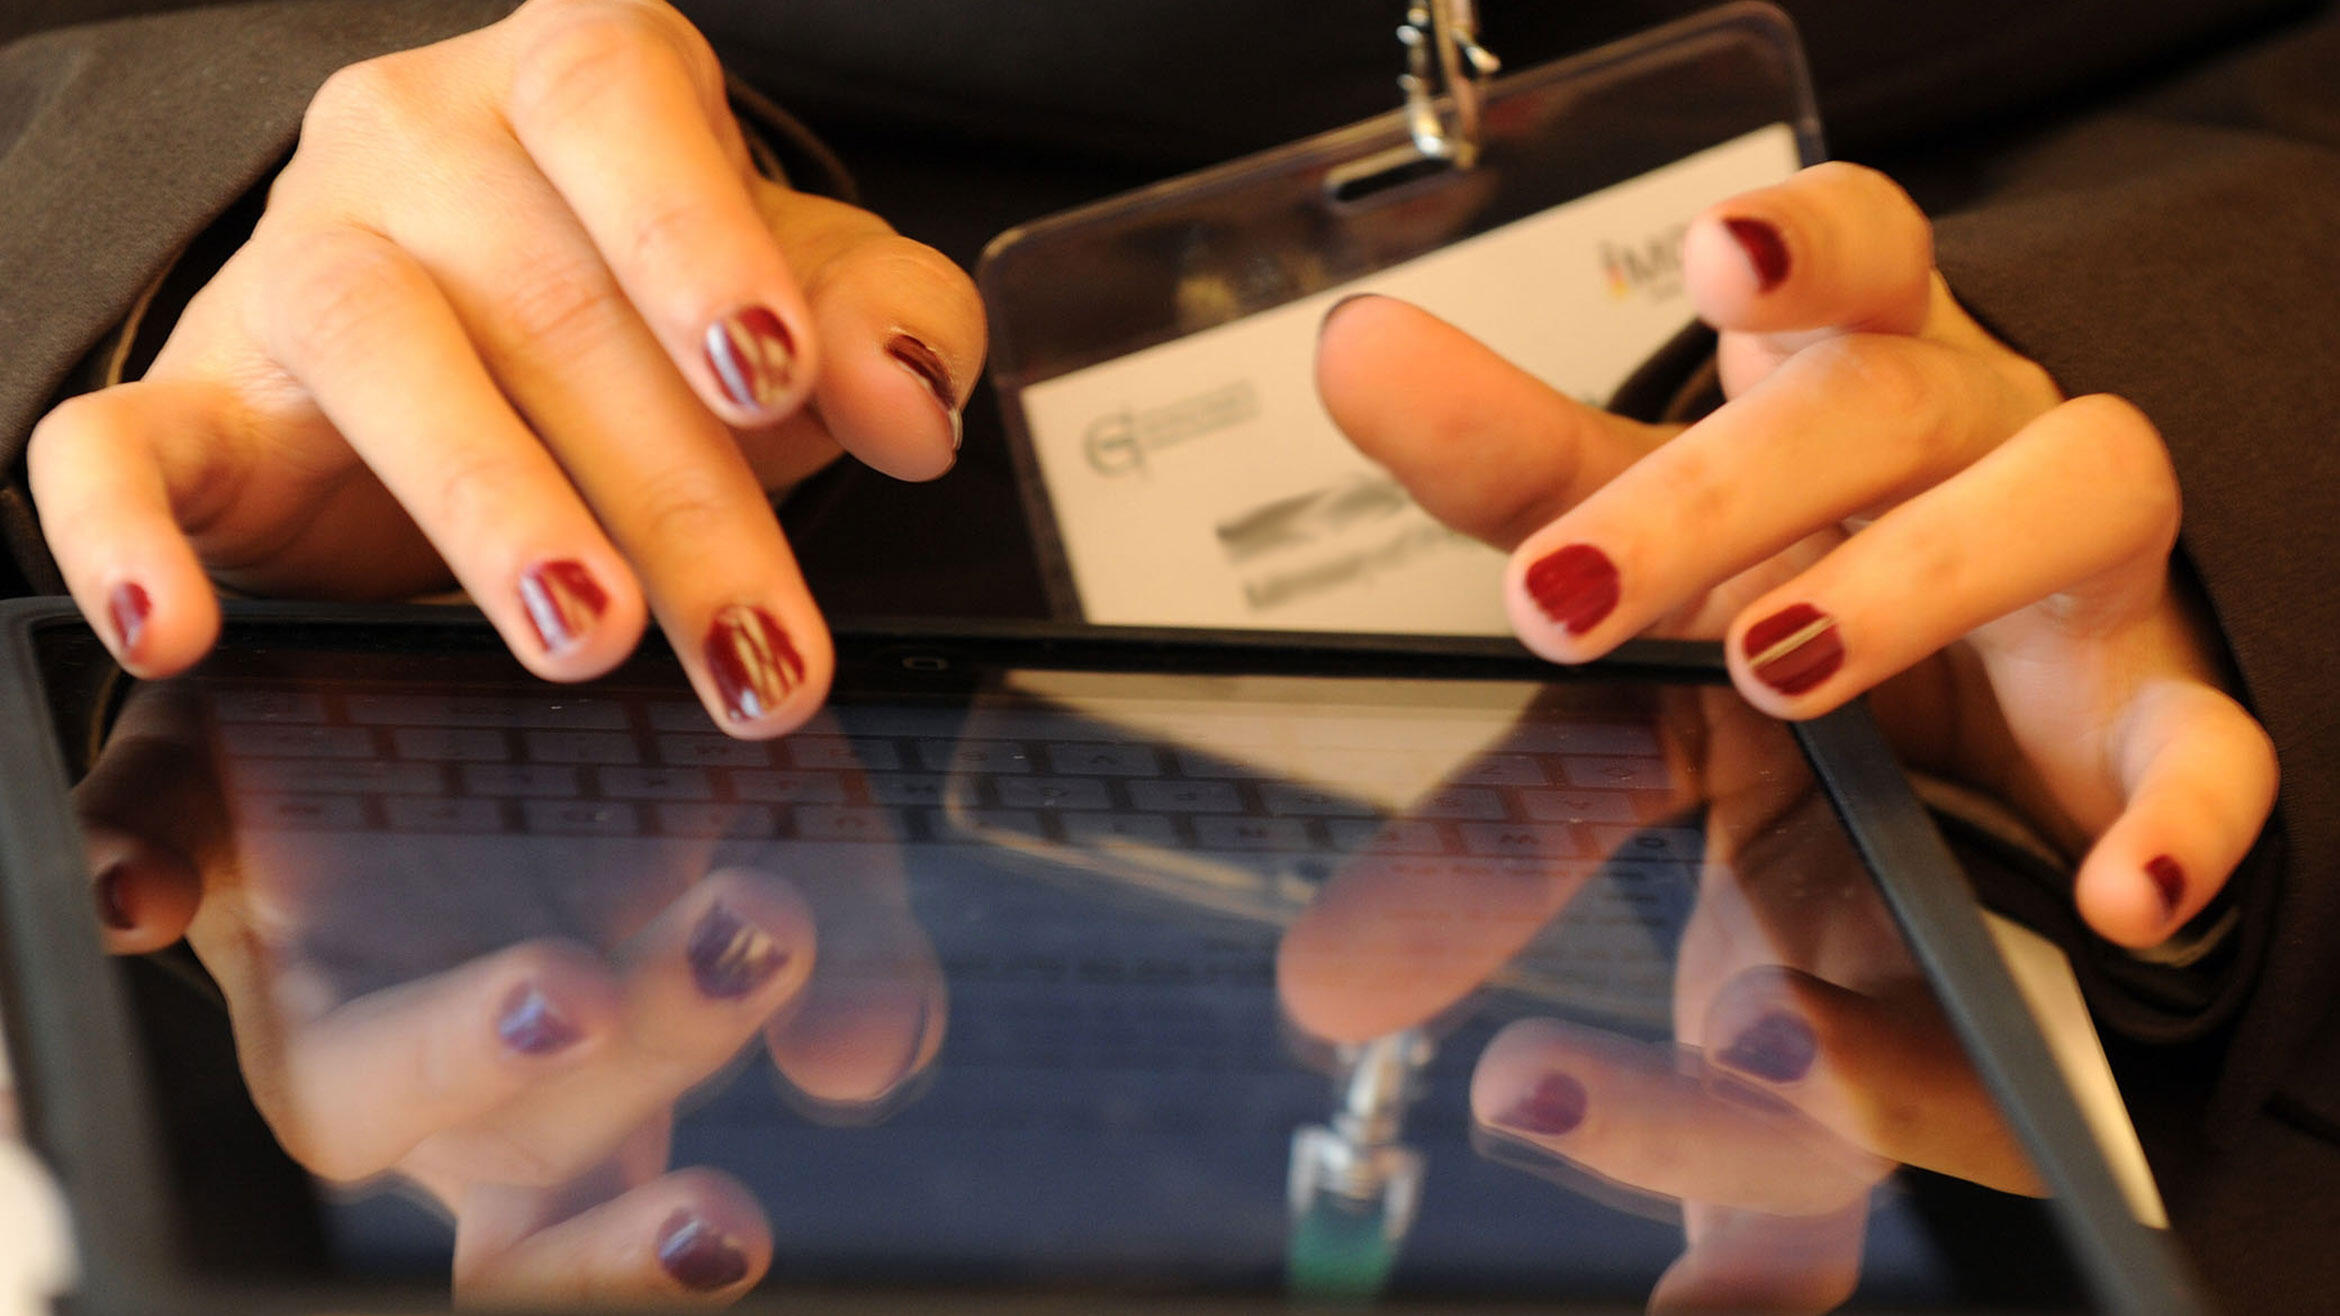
[0,599,2201,1314]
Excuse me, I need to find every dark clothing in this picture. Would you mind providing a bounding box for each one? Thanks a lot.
[6,1,2340,1305]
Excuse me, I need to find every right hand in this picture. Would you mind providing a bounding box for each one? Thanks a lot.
[27,0,985,737]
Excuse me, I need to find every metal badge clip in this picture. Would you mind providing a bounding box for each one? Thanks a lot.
[1397,0,1501,167]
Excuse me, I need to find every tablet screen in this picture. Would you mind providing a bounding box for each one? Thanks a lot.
[56,624,2088,1311]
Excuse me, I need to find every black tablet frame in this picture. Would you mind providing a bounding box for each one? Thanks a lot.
[0,597,2204,1315]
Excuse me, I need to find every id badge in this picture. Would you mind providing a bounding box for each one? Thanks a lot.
[979,3,1822,636]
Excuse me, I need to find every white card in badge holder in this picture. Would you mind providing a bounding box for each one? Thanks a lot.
[982,2,1824,637]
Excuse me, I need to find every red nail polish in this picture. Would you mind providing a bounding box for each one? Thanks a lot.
[1523,544,1620,635]
[704,306,796,413]
[1723,217,1790,292]
[2146,854,2186,920]
[657,1211,750,1291]
[107,581,150,660]
[1717,1010,1817,1083]
[886,332,963,451]
[1743,603,1843,696]
[496,983,583,1056]
[705,605,805,724]
[517,560,607,657]
[1497,1073,1589,1137]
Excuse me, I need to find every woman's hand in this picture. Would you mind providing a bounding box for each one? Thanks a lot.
[1316,162,2276,949]
[26,0,983,737]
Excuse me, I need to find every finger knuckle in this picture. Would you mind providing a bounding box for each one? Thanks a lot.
[1796,335,1952,443]
[508,1,699,129]
[493,255,626,359]
[264,231,423,367]
[428,441,547,543]
[627,467,737,547]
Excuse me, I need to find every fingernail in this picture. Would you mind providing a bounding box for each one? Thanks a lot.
[107,581,150,661]
[657,1211,750,1291]
[886,332,963,452]
[704,305,797,414]
[1523,544,1620,635]
[2146,854,2186,921]
[497,983,583,1056]
[687,901,788,1000]
[1494,1072,1588,1137]
[1716,1010,1817,1084]
[1723,217,1789,292]
[704,605,805,724]
[1743,603,1843,696]
[517,560,608,657]
[94,861,136,931]
[1317,291,1383,339]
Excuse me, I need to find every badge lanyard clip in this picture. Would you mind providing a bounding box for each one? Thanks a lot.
[1397,0,1501,168]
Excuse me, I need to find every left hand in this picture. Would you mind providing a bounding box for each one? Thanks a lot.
[1315,161,2276,949]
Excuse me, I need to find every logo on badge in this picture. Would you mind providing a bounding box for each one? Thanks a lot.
[1599,221,1689,302]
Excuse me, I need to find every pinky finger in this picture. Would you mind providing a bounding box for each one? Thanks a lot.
[455,1166,771,1305]
[25,381,229,677]
[2074,679,2278,948]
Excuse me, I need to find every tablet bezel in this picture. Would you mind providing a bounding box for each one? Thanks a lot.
[0,597,2203,1314]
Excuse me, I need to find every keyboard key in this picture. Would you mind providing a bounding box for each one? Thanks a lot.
[733,771,848,804]
[1560,756,1671,791]
[656,734,773,768]
[346,693,628,730]
[523,730,640,765]
[995,776,1112,810]
[1458,822,1581,859]
[791,805,902,841]
[462,763,581,797]
[787,737,903,772]
[383,797,507,833]
[646,701,712,732]
[1259,783,1377,817]
[208,689,325,723]
[1501,721,1663,756]
[1520,789,1639,823]
[919,740,1032,774]
[220,724,375,758]
[228,758,443,795]
[1060,813,1180,847]
[1591,825,1703,861]
[658,802,781,838]
[595,766,715,800]
[522,800,640,836]
[391,727,511,762]
[236,793,366,830]
[1043,742,1162,776]
[1174,750,1273,779]
[928,808,1044,839]
[1446,754,1547,787]
[1404,787,1507,820]
[1326,819,1446,854]
[1126,779,1243,813]
[1192,816,1314,851]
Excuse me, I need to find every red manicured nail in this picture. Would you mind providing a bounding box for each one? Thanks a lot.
[1724,217,1790,292]
[886,332,963,451]
[517,560,608,657]
[704,305,796,413]
[496,983,583,1056]
[107,581,150,660]
[1496,1073,1589,1137]
[705,605,805,724]
[1743,603,1843,696]
[1717,1011,1817,1084]
[2146,855,2186,920]
[656,1211,750,1291]
[1523,544,1621,635]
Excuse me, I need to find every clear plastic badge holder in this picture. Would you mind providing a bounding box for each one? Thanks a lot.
[980,2,1823,637]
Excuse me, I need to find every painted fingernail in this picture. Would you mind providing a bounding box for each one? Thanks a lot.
[1744,603,1844,696]
[887,332,963,452]
[107,581,150,661]
[497,983,583,1056]
[1523,544,1621,635]
[94,861,136,931]
[516,560,607,657]
[687,901,788,1000]
[704,305,796,414]
[1495,1072,1589,1137]
[1723,217,1789,292]
[1717,1010,1817,1084]
[705,604,805,724]
[657,1211,750,1291]
[2146,854,2186,920]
